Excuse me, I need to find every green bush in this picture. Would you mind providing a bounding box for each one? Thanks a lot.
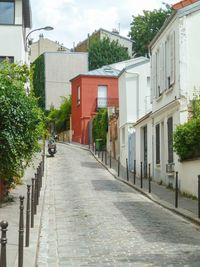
[0,61,44,185]
[173,118,200,161]
[92,109,108,145]
[47,96,71,133]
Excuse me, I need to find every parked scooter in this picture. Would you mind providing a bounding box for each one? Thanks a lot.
[48,138,57,157]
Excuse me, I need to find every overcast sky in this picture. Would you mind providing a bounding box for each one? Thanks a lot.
[30,0,176,49]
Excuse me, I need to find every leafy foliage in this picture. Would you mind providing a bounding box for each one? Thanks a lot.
[88,37,130,70]
[47,96,71,133]
[0,61,44,183]
[173,89,200,161]
[92,109,108,145]
[32,54,45,110]
[173,119,200,161]
[129,5,172,56]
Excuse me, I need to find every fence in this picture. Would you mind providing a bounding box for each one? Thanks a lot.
[0,149,45,267]
[92,146,200,220]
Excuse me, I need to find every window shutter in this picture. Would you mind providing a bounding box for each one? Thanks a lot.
[151,53,156,100]
[170,31,175,85]
[156,50,160,97]
[160,44,165,93]
[156,124,160,164]
[167,117,173,163]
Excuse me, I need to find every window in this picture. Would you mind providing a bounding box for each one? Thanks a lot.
[156,124,160,164]
[0,56,14,63]
[77,86,80,105]
[167,117,173,163]
[97,85,107,108]
[0,0,15,25]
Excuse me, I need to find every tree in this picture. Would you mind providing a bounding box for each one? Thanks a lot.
[47,96,72,133]
[129,5,172,56]
[88,37,130,70]
[0,60,44,187]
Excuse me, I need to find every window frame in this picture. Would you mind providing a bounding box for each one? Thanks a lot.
[0,0,15,25]
[155,124,160,164]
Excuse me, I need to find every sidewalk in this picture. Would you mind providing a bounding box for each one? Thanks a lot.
[65,142,200,226]
[0,153,46,267]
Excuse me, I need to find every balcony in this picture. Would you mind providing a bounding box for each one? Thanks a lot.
[96,97,119,110]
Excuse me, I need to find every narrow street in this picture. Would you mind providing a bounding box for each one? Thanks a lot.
[37,143,200,267]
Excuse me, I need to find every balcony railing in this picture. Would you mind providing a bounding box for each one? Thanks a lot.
[96,97,119,110]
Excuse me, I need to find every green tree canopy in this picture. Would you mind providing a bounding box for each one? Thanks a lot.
[129,5,172,56]
[47,96,71,133]
[88,37,130,70]
[0,61,44,184]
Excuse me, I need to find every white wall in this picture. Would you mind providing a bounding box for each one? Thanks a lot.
[135,116,153,177]
[186,10,200,99]
[0,26,25,63]
[45,52,88,109]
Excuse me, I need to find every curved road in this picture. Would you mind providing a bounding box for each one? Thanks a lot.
[37,143,200,267]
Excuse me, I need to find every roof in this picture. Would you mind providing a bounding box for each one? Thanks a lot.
[98,28,133,43]
[118,57,150,76]
[70,65,120,82]
[23,0,32,28]
[172,0,197,10]
[149,0,200,48]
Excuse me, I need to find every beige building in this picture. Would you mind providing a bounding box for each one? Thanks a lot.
[44,52,88,110]
[30,34,70,63]
[75,28,133,58]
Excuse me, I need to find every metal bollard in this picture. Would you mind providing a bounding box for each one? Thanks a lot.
[40,162,43,189]
[94,145,96,155]
[42,154,45,176]
[34,174,37,214]
[148,163,151,193]
[0,221,8,267]
[101,150,103,162]
[140,162,143,188]
[118,157,120,177]
[105,151,107,165]
[198,175,200,218]
[175,171,178,208]
[98,150,100,158]
[18,196,24,267]
[126,158,129,182]
[25,185,31,247]
[31,178,35,227]
[133,160,136,184]
[110,152,112,168]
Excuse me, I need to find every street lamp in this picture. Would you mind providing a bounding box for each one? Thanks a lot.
[25,26,54,51]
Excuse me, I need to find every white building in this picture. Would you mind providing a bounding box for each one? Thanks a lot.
[118,57,151,169]
[0,0,31,64]
[44,52,88,109]
[149,0,200,196]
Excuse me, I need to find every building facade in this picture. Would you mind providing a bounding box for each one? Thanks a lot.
[71,66,120,145]
[0,0,31,64]
[30,34,69,63]
[149,0,200,195]
[74,28,133,58]
[44,52,88,110]
[118,57,151,169]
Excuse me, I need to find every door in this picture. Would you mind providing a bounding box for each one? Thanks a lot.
[143,126,148,177]
[98,85,107,108]
[128,127,135,171]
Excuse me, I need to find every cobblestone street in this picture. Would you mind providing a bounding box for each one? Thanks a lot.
[37,143,200,267]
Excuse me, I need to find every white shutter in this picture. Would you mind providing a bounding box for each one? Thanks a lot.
[164,40,167,90]
[166,36,171,89]
[160,44,164,93]
[151,53,156,100]
[170,31,175,85]
[156,50,160,97]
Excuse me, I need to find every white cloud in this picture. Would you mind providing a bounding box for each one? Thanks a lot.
[30,0,176,49]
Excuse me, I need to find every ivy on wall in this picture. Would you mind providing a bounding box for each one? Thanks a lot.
[32,54,45,110]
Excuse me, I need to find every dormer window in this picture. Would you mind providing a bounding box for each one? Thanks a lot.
[0,0,15,25]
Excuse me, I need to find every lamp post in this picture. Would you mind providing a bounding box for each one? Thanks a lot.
[25,26,54,51]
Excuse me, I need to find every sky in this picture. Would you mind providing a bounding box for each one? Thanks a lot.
[29,0,176,49]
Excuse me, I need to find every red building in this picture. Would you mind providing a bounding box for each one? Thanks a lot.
[71,66,120,145]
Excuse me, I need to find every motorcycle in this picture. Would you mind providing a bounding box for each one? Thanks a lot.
[48,139,57,157]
